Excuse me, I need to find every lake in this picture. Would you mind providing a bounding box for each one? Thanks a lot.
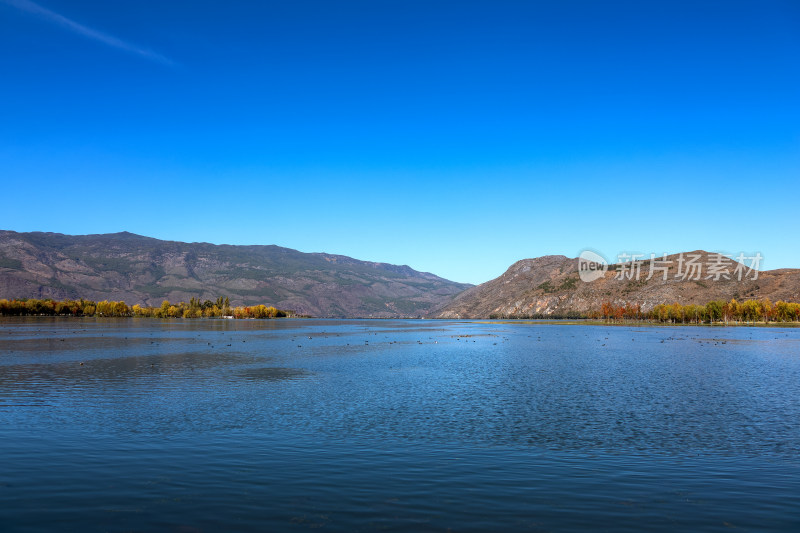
[1,318,799,531]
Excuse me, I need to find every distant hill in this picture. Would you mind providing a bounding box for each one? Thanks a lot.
[435,251,800,319]
[0,230,471,318]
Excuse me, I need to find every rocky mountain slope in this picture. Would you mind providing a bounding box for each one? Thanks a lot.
[435,251,800,318]
[0,230,471,318]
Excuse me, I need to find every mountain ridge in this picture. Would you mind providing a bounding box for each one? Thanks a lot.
[435,250,800,318]
[0,230,471,318]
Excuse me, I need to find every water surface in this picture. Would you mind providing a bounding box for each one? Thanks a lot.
[1,318,799,531]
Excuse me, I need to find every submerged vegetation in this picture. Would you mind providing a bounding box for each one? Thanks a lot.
[488,311,586,320]
[0,296,290,319]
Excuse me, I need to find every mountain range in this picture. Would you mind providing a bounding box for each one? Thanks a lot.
[434,251,800,318]
[2,231,799,319]
[0,230,470,318]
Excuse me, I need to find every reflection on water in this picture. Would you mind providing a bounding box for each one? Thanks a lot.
[236,367,312,382]
[1,317,800,531]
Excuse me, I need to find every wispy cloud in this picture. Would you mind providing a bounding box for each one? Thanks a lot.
[2,0,173,65]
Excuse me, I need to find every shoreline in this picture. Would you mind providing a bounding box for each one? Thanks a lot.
[1,315,799,327]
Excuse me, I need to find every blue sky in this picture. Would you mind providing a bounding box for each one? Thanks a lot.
[1,0,799,284]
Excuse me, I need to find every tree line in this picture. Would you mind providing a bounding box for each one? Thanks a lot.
[0,296,289,319]
[593,298,800,324]
[478,298,800,324]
